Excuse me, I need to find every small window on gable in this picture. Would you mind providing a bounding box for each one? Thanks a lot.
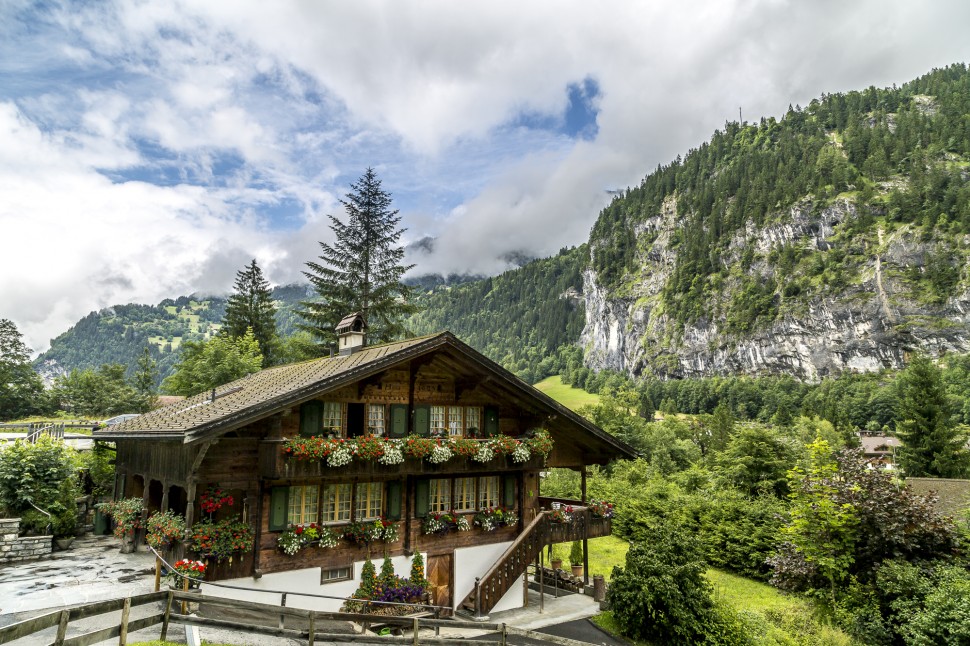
[368,404,385,436]
[300,401,323,437]
[464,407,481,436]
[430,406,447,437]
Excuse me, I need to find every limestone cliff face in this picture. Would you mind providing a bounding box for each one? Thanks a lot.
[581,198,970,381]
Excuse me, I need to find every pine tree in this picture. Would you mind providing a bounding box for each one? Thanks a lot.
[298,168,417,346]
[0,319,46,420]
[895,354,970,478]
[133,346,159,413]
[223,259,278,366]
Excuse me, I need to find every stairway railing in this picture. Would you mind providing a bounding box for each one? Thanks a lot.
[466,510,550,618]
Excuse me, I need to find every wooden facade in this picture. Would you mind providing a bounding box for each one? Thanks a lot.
[96,331,635,615]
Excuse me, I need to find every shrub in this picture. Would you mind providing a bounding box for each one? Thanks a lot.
[606,525,741,644]
[96,497,144,538]
[569,541,583,567]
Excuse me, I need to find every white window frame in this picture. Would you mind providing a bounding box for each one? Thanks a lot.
[323,402,342,435]
[464,407,481,435]
[367,404,385,436]
[321,565,353,583]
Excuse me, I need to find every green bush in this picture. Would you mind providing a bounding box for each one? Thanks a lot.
[0,436,77,516]
[569,541,583,566]
[606,525,747,644]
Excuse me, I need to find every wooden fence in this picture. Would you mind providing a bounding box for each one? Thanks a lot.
[0,590,592,646]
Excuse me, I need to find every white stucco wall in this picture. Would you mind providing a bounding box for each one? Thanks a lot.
[201,553,418,613]
[454,540,524,613]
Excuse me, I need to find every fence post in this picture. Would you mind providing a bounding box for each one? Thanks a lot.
[154,555,162,592]
[412,617,419,646]
[279,592,287,631]
[308,610,316,646]
[118,597,131,646]
[161,591,174,641]
[474,577,482,619]
[500,623,507,646]
[54,609,70,646]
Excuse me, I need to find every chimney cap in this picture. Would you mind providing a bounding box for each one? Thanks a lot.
[335,312,367,335]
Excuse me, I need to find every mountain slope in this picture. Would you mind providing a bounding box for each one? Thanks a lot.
[584,64,970,380]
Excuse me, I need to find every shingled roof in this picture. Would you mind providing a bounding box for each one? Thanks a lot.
[92,332,637,461]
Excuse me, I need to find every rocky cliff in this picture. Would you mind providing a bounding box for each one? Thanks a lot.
[582,195,970,381]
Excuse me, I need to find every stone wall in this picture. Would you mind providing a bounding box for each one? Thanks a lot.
[0,518,53,563]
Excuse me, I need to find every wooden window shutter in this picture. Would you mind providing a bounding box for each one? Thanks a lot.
[389,404,408,438]
[483,406,499,437]
[502,475,516,508]
[415,479,430,518]
[269,487,289,531]
[386,480,403,520]
[414,405,430,437]
[299,401,323,437]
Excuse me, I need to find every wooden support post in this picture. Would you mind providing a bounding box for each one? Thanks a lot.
[308,611,315,646]
[538,551,544,614]
[181,575,189,615]
[160,481,169,513]
[500,623,508,646]
[54,609,69,646]
[154,555,162,592]
[160,591,174,641]
[118,597,131,646]
[581,468,589,586]
[279,592,287,631]
[412,617,420,645]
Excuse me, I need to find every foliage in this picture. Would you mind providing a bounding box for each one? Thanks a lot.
[569,540,584,566]
[900,566,970,644]
[161,329,262,396]
[473,506,517,531]
[606,525,745,644]
[146,510,185,549]
[283,432,553,467]
[189,517,254,561]
[132,346,159,413]
[421,511,470,535]
[222,259,279,367]
[298,168,418,345]
[895,353,970,477]
[166,559,206,589]
[0,318,47,420]
[96,497,145,539]
[716,424,802,497]
[52,363,143,417]
[199,485,235,515]
[343,518,398,544]
[0,435,77,515]
[409,551,429,590]
[277,523,338,555]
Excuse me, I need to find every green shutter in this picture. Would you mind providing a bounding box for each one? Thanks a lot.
[502,476,516,508]
[389,405,408,438]
[484,406,499,437]
[269,487,289,531]
[415,479,430,518]
[414,405,430,437]
[300,401,323,436]
[386,480,402,520]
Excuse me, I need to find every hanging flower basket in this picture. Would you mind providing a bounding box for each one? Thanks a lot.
[146,510,186,550]
[190,517,254,562]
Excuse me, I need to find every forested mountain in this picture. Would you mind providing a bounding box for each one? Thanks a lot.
[584,63,970,380]
[33,286,311,384]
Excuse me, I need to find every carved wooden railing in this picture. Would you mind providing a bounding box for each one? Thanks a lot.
[465,510,550,618]
[462,504,615,617]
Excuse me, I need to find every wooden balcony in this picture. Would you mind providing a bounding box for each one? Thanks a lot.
[259,439,546,481]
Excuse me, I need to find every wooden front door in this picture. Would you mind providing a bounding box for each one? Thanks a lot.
[427,553,453,611]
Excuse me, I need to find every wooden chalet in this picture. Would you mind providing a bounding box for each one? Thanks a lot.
[94,320,636,616]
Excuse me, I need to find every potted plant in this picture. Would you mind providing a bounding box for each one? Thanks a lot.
[569,540,584,578]
[96,497,145,553]
[53,505,78,550]
[146,510,186,551]
[550,546,563,571]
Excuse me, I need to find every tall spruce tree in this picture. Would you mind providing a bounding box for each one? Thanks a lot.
[895,354,970,478]
[223,259,278,366]
[0,318,46,421]
[133,346,159,413]
[298,168,417,345]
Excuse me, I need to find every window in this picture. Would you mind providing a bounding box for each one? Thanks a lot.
[323,402,342,435]
[464,407,481,435]
[321,566,353,583]
[367,404,385,436]
[321,483,352,523]
[448,406,463,436]
[355,482,383,520]
[287,485,318,525]
[429,478,451,513]
[455,477,476,512]
[430,406,447,437]
[479,476,500,509]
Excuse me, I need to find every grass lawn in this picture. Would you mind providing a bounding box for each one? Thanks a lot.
[549,534,629,580]
[533,376,600,411]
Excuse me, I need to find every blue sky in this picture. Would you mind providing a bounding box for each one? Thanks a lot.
[2,0,970,352]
